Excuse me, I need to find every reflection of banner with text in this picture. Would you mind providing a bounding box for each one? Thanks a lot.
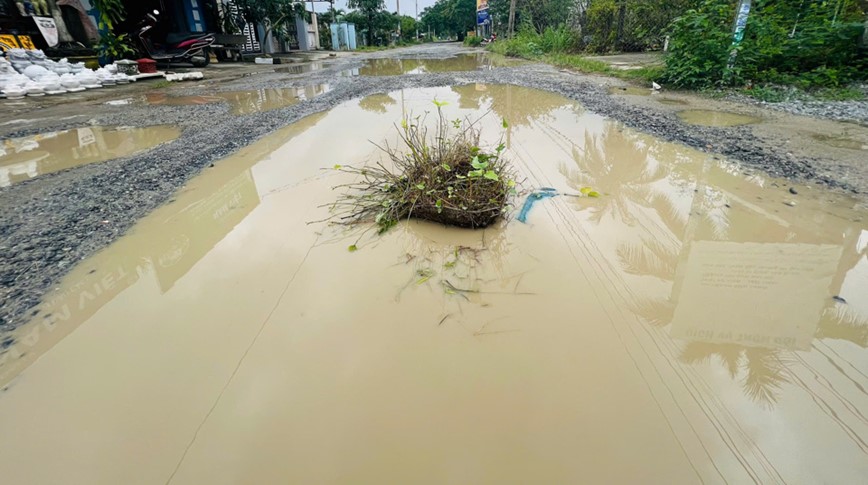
[670,241,842,351]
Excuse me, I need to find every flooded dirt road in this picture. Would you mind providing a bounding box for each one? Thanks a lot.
[1,126,180,187]
[1,85,865,484]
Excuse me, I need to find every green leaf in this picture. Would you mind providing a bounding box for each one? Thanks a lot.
[483,171,499,181]
[455,174,467,180]
[468,170,483,178]
[333,164,342,170]
[471,157,488,170]
[496,143,506,153]
[433,100,449,108]
[502,118,509,128]
[580,187,594,195]
[416,268,435,285]
[588,191,601,198]
[416,183,426,190]
[441,163,451,171]
[507,180,516,188]
[348,245,358,252]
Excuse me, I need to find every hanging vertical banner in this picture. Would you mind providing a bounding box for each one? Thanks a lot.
[732,0,752,44]
[725,0,752,80]
[477,0,489,25]
[33,16,59,47]
[477,10,490,25]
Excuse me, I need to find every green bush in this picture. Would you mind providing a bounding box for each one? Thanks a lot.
[464,35,483,47]
[584,0,620,53]
[488,27,576,58]
[539,26,578,53]
[661,0,733,88]
[663,0,868,89]
[581,0,690,53]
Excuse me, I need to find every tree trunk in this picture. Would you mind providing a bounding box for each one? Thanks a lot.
[367,13,374,45]
[508,0,516,38]
[616,0,626,51]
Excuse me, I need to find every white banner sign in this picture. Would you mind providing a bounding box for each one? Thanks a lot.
[34,16,59,47]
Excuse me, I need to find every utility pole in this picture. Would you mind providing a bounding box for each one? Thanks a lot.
[397,0,401,38]
[508,0,516,38]
[415,0,419,41]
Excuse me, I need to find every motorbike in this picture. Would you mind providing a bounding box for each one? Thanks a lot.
[136,10,215,67]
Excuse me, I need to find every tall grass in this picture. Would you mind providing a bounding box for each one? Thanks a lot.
[488,28,662,84]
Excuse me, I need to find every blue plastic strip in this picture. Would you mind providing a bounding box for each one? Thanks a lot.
[517,188,559,224]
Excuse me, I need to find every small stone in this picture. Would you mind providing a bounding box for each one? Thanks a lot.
[784,200,797,207]
[833,296,847,304]
[789,187,798,195]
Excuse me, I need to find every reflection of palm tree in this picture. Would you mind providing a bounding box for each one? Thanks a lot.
[358,93,397,114]
[561,125,666,225]
[816,308,868,347]
[617,237,677,280]
[629,297,675,327]
[680,342,789,407]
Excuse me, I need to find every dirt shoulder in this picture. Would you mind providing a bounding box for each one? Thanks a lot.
[1,43,866,331]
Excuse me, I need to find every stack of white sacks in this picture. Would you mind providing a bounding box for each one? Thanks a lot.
[0,49,134,99]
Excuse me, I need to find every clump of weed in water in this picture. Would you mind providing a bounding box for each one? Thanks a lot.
[329,102,517,232]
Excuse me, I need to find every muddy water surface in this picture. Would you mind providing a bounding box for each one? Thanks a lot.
[811,132,868,151]
[678,109,762,126]
[359,53,522,76]
[658,97,690,106]
[0,84,866,484]
[0,125,180,187]
[145,86,331,114]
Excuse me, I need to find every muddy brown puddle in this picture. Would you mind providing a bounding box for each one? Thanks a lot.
[1,84,866,484]
[359,53,523,76]
[811,132,868,151]
[0,125,180,187]
[145,85,331,114]
[678,109,762,126]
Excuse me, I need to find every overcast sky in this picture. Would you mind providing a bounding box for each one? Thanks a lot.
[311,0,439,17]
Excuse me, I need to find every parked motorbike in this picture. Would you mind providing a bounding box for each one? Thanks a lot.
[136,10,215,67]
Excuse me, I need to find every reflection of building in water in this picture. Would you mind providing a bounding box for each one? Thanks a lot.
[0,126,179,187]
[149,169,260,292]
[0,112,329,387]
[0,167,261,383]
